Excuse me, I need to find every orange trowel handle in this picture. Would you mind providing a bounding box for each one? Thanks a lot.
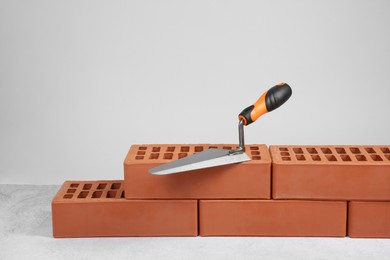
[238,82,292,125]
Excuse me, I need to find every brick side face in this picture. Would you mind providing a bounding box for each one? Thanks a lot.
[348,201,390,238]
[200,200,347,237]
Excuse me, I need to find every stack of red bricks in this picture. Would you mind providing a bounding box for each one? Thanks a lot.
[52,145,390,238]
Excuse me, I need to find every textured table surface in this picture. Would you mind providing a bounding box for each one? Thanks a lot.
[1,184,390,260]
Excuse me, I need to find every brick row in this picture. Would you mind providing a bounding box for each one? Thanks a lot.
[52,182,390,238]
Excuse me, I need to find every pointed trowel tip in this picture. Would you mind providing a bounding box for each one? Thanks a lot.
[148,169,175,175]
[148,168,157,175]
[148,166,168,175]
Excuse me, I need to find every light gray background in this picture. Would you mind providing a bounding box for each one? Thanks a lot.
[1,0,390,184]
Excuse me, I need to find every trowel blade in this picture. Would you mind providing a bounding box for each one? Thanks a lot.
[148,148,251,175]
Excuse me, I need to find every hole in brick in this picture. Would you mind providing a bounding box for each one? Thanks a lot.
[135,156,144,160]
[78,191,88,198]
[70,183,79,188]
[63,194,73,199]
[311,155,321,161]
[251,151,260,155]
[306,148,318,154]
[152,147,161,152]
[293,148,303,154]
[209,146,218,149]
[97,183,107,189]
[385,154,390,161]
[296,155,306,161]
[381,147,390,154]
[111,183,121,189]
[350,147,361,154]
[178,153,188,159]
[365,147,376,153]
[356,155,367,161]
[149,153,159,159]
[321,148,332,154]
[250,147,259,150]
[163,153,173,159]
[223,146,232,150]
[121,191,125,198]
[166,146,175,152]
[181,146,190,152]
[252,156,261,160]
[67,189,76,193]
[281,152,290,156]
[107,191,117,198]
[279,148,288,151]
[139,146,147,150]
[335,148,346,154]
[92,191,102,198]
[137,151,146,155]
[326,155,337,161]
[282,157,291,161]
[83,184,92,190]
[194,146,203,152]
[371,155,383,161]
[340,155,352,161]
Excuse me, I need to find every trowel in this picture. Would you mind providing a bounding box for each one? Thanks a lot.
[149,82,292,175]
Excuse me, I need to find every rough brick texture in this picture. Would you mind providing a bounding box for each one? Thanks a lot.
[124,144,271,199]
[200,200,347,237]
[271,146,390,200]
[52,181,198,237]
[348,201,390,238]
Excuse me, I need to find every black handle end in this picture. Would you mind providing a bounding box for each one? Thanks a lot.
[265,83,292,112]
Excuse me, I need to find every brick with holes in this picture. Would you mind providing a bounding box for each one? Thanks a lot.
[200,200,347,237]
[124,144,271,199]
[348,201,390,238]
[52,180,198,237]
[270,145,390,200]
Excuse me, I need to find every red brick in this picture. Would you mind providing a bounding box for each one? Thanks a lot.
[124,144,271,199]
[271,146,390,200]
[199,200,347,237]
[52,181,198,237]
[348,201,390,238]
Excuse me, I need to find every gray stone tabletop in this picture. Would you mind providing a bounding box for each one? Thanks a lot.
[1,184,390,260]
